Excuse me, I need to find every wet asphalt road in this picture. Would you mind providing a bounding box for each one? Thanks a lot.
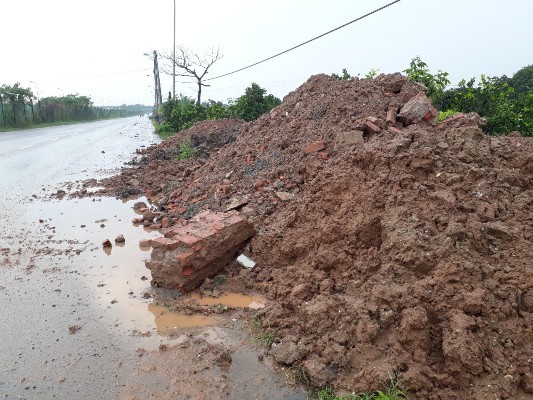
[0,117,162,399]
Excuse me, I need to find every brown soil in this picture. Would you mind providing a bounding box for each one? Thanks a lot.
[82,73,533,399]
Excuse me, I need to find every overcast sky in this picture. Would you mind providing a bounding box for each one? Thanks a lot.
[1,0,531,106]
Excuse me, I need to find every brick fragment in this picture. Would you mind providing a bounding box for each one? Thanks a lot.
[364,120,382,135]
[146,211,255,292]
[386,108,397,124]
[303,140,326,153]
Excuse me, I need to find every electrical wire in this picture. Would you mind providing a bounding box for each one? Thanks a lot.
[205,0,401,82]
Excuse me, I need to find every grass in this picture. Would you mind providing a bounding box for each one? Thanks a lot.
[284,363,311,386]
[315,376,410,400]
[213,275,228,286]
[247,317,279,348]
[176,142,197,160]
[0,118,115,133]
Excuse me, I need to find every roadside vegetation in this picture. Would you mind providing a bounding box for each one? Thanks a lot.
[314,378,409,400]
[247,317,279,348]
[404,57,532,136]
[0,83,150,132]
[154,82,281,137]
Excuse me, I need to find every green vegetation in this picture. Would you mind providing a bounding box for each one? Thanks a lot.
[365,68,380,79]
[0,82,148,131]
[155,83,281,137]
[247,317,278,348]
[404,58,532,136]
[232,83,282,122]
[213,275,228,286]
[403,56,450,102]
[437,109,458,122]
[331,68,352,80]
[176,142,196,160]
[314,377,409,400]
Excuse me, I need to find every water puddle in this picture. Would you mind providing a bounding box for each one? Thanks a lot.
[25,196,166,338]
[187,292,267,309]
[23,195,268,345]
[148,303,217,333]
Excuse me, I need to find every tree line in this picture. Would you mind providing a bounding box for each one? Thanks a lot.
[0,83,146,130]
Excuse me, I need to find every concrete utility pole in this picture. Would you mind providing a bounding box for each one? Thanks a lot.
[153,50,163,111]
[172,0,176,99]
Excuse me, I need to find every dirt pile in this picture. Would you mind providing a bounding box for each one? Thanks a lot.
[90,73,532,399]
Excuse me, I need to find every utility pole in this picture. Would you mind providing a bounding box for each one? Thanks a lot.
[172,0,176,99]
[153,50,163,114]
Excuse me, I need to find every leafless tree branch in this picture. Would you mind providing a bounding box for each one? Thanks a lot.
[160,46,222,104]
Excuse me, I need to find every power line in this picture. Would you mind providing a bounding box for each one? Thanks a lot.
[205,0,401,82]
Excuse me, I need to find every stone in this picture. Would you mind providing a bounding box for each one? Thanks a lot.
[146,211,255,292]
[397,92,438,126]
[335,130,364,150]
[388,126,402,134]
[225,196,249,211]
[139,239,152,248]
[303,140,326,153]
[143,209,156,222]
[133,201,147,209]
[271,342,300,365]
[102,239,112,248]
[115,234,125,243]
[275,191,294,201]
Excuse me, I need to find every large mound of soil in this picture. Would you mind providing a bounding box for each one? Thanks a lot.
[90,74,533,399]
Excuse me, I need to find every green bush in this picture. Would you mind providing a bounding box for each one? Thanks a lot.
[232,83,281,122]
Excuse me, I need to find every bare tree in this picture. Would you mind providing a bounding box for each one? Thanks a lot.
[161,46,222,105]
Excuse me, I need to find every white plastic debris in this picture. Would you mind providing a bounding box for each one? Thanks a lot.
[236,254,256,270]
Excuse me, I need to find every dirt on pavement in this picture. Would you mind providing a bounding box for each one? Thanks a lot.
[80,73,533,399]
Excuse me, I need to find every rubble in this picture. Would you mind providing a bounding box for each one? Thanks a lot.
[88,73,532,399]
[146,211,254,292]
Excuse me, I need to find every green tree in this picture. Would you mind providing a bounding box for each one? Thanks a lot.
[436,75,524,135]
[233,83,281,122]
[404,56,450,102]
[509,65,533,97]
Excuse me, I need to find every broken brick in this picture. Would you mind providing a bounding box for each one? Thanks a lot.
[146,211,255,292]
[364,120,382,135]
[303,140,326,153]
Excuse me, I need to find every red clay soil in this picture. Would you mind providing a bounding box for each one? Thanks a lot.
[84,73,533,399]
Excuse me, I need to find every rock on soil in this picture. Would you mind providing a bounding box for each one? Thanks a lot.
[87,73,532,399]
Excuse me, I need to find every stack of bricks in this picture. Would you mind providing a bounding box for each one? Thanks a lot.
[145,210,255,292]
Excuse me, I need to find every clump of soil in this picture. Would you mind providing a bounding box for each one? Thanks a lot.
[87,73,533,399]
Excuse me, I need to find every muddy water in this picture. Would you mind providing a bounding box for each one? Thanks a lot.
[187,292,267,309]
[148,303,218,332]
[26,196,166,336]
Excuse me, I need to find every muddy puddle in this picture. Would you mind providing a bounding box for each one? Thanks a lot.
[0,194,307,399]
[148,303,218,332]
[187,292,267,309]
[25,195,270,340]
[26,195,166,338]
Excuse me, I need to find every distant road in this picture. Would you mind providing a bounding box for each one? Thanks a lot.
[0,116,159,196]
